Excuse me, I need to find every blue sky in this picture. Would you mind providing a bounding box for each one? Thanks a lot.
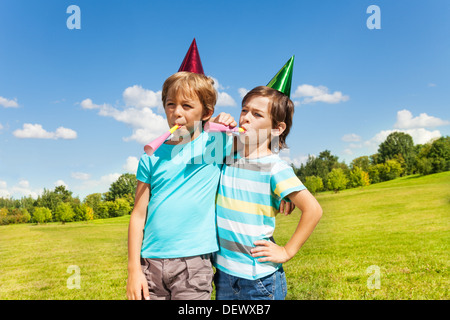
[1,0,449,200]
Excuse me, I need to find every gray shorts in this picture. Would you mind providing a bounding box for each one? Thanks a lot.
[140,254,213,300]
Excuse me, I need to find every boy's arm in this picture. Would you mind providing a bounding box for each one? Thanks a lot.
[209,112,240,154]
[126,180,151,300]
[251,189,322,263]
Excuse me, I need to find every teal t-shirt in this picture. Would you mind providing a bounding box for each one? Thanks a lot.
[136,130,232,258]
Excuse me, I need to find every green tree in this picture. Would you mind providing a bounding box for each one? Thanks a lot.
[84,193,102,217]
[73,203,94,221]
[383,159,403,181]
[37,185,74,215]
[351,156,370,172]
[22,208,31,223]
[349,166,370,189]
[0,207,8,217]
[369,153,381,165]
[416,157,433,175]
[428,136,450,173]
[378,132,415,174]
[115,198,132,216]
[54,202,74,224]
[297,150,347,191]
[327,168,349,193]
[303,176,324,195]
[96,201,111,219]
[103,173,137,202]
[33,207,52,224]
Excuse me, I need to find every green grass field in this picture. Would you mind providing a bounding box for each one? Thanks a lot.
[1,172,448,300]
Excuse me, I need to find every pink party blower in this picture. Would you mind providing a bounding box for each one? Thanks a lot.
[144,125,180,156]
[204,122,246,134]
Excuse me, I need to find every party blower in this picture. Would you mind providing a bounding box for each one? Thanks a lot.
[144,125,180,156]
[204,122,246,134]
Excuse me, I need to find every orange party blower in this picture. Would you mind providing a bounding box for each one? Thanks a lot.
[144,125,180,156]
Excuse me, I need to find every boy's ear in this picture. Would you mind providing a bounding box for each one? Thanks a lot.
[202,108,214,121]
[272,122,286,137]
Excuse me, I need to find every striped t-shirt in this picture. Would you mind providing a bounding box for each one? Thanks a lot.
[213,152,306,280]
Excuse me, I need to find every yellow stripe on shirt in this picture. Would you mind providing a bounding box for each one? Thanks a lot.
[217,194,278,218]
[274,176,302,198]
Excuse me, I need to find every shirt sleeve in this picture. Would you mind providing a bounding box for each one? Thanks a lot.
[136,153,152,184]
[270,161,306,199]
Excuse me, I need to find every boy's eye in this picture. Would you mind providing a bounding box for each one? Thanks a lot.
[183,104,193,109]
[255,113,262,117]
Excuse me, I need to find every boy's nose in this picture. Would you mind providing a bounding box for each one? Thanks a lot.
[173,105,183,117]
[241,113,251,123]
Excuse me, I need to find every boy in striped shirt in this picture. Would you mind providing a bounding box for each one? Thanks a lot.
[213,86,323,300]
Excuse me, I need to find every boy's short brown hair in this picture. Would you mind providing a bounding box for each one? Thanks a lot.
[162,71,217,121]
[242,86,294,150]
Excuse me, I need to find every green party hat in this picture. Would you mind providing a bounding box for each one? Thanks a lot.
[266,55,294,97]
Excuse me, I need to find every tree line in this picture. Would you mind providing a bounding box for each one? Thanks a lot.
[296,133,450,194]
[0,173,137,225]
[1,133,449,225]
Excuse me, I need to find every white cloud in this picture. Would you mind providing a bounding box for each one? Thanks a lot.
[0,189,10,198]
[238,88,249,99]
[80,98,105,110]
[365,128,441,151]
[343,148,353,155]
[123,156,139,174]
[71,172,91,180]
[10,180,41,199]
[348,143,363,149]
[54,180,68,188]
[216,92,236,107]
[210,77,236,107]
[82,79,236,145]
[18,180,29,188]
[71,173,122,199]
[80,173,121,191]
[0,96,19,108]
[81,97,167,144]
[394,109,450,129]
[211,77,225,91]
[292,84,349,105]
[123,85,162,109]
[13,123,77,140]
[0,180,44,199]
[342,133,362,142]
[0,180,9,198]
[343,109,447,157]
[278,149,308,167]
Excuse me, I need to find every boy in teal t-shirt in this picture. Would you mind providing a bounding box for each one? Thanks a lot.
[127,71,235,300]
[136,129,232,259]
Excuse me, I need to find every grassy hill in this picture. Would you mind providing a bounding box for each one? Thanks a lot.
[0,172,448,300]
